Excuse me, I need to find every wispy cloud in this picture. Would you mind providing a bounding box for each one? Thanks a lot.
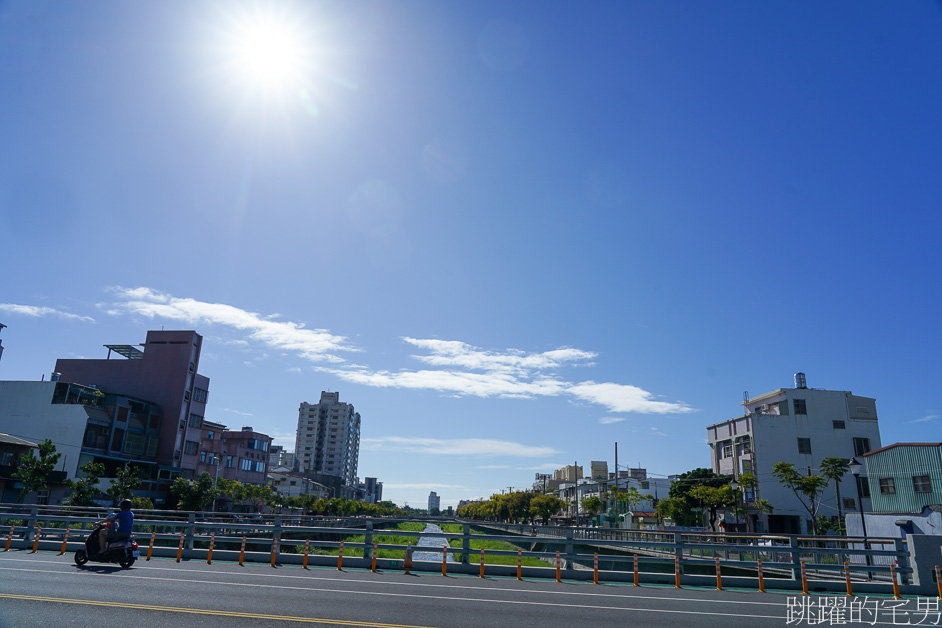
[0,303,95,323]
[103,287,354,363]
[362,436,559,457]
[223,408,254,417]
[599,416,626,424]
[911,414,938,423]
[101,287,693,416]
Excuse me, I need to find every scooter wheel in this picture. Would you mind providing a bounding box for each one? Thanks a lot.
[119,556,135,568]
[74,550,88,566]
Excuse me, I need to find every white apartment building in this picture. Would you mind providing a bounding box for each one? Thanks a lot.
[428,491,441,513]
[706,373,882,535]
[295,391,361,486]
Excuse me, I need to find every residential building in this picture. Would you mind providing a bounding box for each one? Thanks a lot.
[191,422,273,488]
[590,461,608,481]
[554,464,583,483]
[706,373,883,534]
[0,432,67,504]
[54,329,211,479]
[533,473,560,492]
[268,445,297,471]
[361,477,382,504]
[428,491,441,513]
[843,443,942,539]
[269,470,328,500]
[295,391,361,486]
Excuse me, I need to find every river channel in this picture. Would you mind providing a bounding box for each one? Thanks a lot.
[412,523,456,562]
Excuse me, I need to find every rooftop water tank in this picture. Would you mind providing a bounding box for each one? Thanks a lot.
[794,372,807,389]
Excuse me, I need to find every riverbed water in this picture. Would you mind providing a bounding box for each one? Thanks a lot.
[412,523,455,562]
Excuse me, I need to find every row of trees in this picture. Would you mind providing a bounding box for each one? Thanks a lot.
[457,491,567,524]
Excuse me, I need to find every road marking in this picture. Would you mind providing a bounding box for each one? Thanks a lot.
[0,593,435,627]
[0,555,785,608]
[0,566,782,620]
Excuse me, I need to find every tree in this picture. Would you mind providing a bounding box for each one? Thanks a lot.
[581,496,604,523]
[242,483,279,513]
[64,462,105,506]
[772,462,829,535]
[667,468,728,527]
[170,472,218,512]
[215,478,244,511]
[106,463,144,505]
[12,439,62,503]
[689,485,737,532]
[819,457,850,535]
[528,494,566,524]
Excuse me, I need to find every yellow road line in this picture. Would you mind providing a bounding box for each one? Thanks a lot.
[0,593,435,627]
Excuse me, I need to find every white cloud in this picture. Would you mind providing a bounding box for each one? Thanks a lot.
[102,287,693,416]
[911,414,938,423]
[569,381,693,414]
[223,408,254,417]
[361,436,559,457]
[599,416,626,424]
[105,287,355,363]
[0,303,95,323]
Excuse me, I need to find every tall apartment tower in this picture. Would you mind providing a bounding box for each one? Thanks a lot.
[428,491,441,513]
[295,391,361,486]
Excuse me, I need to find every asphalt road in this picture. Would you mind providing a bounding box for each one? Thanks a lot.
[0,550,843,627]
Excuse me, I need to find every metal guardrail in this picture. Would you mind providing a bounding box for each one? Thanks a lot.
[1,506,935,597]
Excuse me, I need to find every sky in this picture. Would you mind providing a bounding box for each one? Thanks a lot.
[1,1,941,509]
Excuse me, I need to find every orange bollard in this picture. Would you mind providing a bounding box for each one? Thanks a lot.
[674,555,681,589]
[146,532,155,561]
[404,543,412,575]
[4,526,13,551]
[800,560,808,595]
[593,553,599,585]
[31,526,41,553]
[757,557,765,593]
[555,551,561,583]
[207,534,215,564]
[844,562,853,597]
[479,548,485,578]
[175,532,185,562]
[891,562,901,600]
[58,529,70,555]
[715,557,723,590]
[303,540,310,570]
[271,535,279,568]
[934,565,941,601]
[238,536,246,566]
[337,540,344,570]
[442,546,448,576]
[633,554,639,587]
[371,542,377,573]
[516,549,522,581]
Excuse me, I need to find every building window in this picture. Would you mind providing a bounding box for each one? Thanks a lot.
[200,450,206,463]
[0,452,13,465]
[193,388,208,403]
[226,455,233,468]
[857,476,871,498]
[832,420,846,430]
[241,459,252,471]
[843,498,857,510]
[879,478,896,495]
[793,399,807,415]
[641,482,649,490]
[36,489,49,505]
[913,475,932,493]
[853,438,871,457]
[188,414,203,428]
[184,440,199,456]
[207,430,214,440]
[123,433,145,456]
[797,438,812,455]
[722,443,732,458]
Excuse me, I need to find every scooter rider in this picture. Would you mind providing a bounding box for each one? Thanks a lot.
[97,499,134,555]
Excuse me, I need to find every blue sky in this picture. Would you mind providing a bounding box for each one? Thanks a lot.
[1,1,940,509]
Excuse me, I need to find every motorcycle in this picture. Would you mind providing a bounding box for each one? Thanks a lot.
[73,522,139,568]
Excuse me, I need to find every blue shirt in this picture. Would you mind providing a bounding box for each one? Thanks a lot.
[112,510,133,534]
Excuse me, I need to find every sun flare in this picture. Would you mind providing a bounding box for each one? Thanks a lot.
[225,13,310,94]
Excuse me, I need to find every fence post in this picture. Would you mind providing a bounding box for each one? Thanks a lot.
[565,529,574,570]
[462,523,471,564]
[479,548,485,578]
[363,520,373,560]
[790,535,802,582]
[894,540,910,585]
[185,512,195,551]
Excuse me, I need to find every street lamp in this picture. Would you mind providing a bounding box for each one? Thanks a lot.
[729,479,741,534]
[848,457,872,579]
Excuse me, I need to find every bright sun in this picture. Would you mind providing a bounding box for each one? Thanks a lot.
[226,13,310,94]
